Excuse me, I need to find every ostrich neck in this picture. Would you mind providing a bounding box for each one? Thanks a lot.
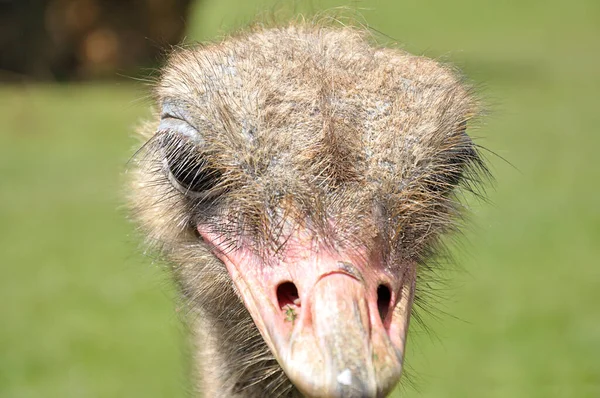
[186,280,300,397]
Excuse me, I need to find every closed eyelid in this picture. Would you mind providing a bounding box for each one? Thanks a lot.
[158,101,203,144]
[158,117,201,141]
[160,101,197,124]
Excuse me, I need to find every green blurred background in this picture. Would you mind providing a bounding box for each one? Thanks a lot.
[1,0,599,397]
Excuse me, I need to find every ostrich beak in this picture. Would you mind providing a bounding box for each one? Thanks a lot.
[200,229,415,398]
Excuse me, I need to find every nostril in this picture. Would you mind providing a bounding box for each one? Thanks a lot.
[377,284,391,323]
[277,281,300,310]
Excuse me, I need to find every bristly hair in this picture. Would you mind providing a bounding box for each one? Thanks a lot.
[128,18,490,397]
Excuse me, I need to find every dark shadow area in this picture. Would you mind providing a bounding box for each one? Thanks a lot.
[0,0,195,81]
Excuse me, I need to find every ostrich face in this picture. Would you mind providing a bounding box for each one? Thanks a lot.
[132,24,485,397]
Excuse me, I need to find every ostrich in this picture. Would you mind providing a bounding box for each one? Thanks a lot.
[130,22,487,398]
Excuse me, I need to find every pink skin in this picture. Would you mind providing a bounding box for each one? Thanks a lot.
[199,225,415,397]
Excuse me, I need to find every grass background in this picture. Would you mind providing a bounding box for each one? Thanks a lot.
[1,0,599,397]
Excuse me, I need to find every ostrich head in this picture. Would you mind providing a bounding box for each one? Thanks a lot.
[130,23,486,398]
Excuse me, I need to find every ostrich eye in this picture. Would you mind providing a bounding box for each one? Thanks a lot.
[430,146,475,191]
[427,122,475,193]
[158,117,222,196]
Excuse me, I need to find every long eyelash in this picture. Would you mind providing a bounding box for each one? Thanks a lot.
[145,130,224,198]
